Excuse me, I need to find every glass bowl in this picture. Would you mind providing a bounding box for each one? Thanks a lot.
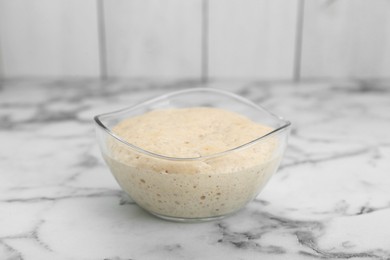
[94,88,291,222]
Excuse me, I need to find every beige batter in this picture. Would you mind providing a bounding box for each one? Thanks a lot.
[104,107,281,219]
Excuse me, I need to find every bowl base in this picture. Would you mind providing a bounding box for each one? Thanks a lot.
[149,211,232,223]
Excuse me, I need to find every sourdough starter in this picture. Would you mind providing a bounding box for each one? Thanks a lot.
[105,107,280,219]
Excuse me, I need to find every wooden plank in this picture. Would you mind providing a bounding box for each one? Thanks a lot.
[104,0,202,79]
[0,0,99,77]
[208,0,299,80]
[301,0,390,79]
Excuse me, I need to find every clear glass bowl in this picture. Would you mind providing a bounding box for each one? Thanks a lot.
[94,88,291,222]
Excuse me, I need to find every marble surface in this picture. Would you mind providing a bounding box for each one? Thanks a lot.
[1,79,390,260]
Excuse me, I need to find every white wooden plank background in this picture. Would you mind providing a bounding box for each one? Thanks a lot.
[301,0,390,79]
[208,0,299,80]
[0,0,99,77]
[0,0,390,80]
[103,0,202,79]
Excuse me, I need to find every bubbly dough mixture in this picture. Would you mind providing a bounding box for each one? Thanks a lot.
[105,107,280,219]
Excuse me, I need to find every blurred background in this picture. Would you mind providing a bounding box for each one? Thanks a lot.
[0,0,389,82]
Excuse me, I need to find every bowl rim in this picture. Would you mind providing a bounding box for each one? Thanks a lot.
[94,87,291,161]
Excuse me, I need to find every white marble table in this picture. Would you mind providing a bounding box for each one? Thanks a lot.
[1,79,389,260]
